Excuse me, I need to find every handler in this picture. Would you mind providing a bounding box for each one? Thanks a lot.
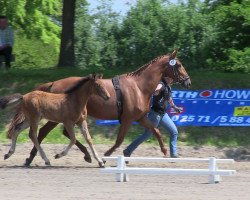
[123,77,181,158]
[0,16,14,69]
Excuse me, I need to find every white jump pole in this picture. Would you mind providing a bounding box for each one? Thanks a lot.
[102,156,235,183]
[116,155,129,182]
[209,157,220,183]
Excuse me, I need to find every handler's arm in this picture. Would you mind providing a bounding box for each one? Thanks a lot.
[168,97,181,113]
[154,83,163,95]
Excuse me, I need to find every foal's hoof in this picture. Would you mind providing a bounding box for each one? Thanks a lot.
[45,161,51,166]
[54,154,61,159]
[4,154,10,160]
[84,155,92,163]
[98,161,105,168]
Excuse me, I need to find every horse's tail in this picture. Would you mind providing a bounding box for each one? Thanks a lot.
[0,93,23,110]
[7,106,26,139]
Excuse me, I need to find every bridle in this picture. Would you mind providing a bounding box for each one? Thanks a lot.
[168,59,190,84]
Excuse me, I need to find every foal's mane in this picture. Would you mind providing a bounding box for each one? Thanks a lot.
[127,54,168,76]
[64,75,92,94]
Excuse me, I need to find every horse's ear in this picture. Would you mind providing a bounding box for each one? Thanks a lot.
[171,49,178,59]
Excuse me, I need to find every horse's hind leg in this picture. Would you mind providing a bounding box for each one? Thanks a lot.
[104,121,132,156]
[29,124,51,166]
[54,123,76,159]
[78,120,103,167]
[63,127,92,163]
[25,121,58,166]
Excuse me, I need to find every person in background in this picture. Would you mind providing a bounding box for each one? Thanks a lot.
[0,16,14,69]
[123,77,182,158]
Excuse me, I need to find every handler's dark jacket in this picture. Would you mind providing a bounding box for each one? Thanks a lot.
[151,81,172,115]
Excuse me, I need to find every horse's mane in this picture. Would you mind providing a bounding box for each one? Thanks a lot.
[127,54,168,76]
[64,75,91,94]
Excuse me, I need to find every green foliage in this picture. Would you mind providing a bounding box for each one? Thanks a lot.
[75,0,119,69]
[202,0,250,71]
[0,0,61,48]
[0,0,61,68]
[12,34,58,68]
[226,47,250,73]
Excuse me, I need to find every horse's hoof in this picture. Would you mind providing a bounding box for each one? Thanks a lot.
[104,152,110,157]
[84,156,92,163]
[24,158,31,166]
[4,154,9,160]
[54,154,60,159]
[98,162,105,168]
[102,159,106,164]
[45,161,51,166]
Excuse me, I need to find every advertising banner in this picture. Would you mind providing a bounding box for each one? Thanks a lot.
[96,89,250,127]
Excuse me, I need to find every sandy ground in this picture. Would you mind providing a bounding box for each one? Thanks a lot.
[0,143,249,200]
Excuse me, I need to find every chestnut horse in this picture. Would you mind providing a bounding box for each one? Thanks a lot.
[0,74,110,166]
[10,50,191,166]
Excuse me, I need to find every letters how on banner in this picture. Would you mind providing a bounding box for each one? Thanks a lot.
[96,89,250,127]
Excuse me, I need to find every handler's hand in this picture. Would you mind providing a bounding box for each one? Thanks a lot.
[173,106,182,113]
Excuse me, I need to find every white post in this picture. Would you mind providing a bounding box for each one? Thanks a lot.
[209,157,220,183]
[116,156,125,182]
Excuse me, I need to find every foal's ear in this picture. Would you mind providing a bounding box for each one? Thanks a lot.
[91,73,97,80]
[170,49,178,59]
[97,74,103,79]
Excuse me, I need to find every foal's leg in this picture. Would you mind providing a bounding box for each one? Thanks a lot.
[4,119,29,160]
[78,120,104,167]
[63,128,92,163]
[25,121,58,166]
[4,130,21,160]
[138,116,168,156]
[104,121,132,156]
[29,124,51,165]
[54,123,76,159]
[25,121,91,166]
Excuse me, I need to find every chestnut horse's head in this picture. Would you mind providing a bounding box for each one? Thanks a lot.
[90,74,111,101]
[163,50,191,89]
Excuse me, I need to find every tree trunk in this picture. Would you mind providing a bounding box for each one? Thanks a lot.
[58,0,76,67]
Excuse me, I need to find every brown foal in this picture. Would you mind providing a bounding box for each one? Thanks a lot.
[0,74,110,166]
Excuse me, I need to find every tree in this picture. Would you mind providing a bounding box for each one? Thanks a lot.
[0,0,61,47]
[58,0,76,67]
[202,0,250,72]
[75,0,120,69]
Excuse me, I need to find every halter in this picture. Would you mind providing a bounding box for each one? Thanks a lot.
[168,59,190,84]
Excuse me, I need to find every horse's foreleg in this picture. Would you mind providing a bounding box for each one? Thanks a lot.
[54,124,76,159]
[138,116,168,156]
[25,121,58,166]
[29,124,51,166]
[63,127,92,163]
[104,121,132,156]
[78,120,103,167]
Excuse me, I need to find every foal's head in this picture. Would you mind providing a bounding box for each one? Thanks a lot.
[89,74,110,101]
[163,49,191,89]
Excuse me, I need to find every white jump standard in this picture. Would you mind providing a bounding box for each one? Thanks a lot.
[101,156,236,184]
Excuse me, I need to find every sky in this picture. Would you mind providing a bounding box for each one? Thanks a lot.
[88,0,180,15]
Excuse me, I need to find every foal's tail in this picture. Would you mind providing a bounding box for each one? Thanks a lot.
[7,106,26,139]
[0,93,23,110]
[0,93,24,139]
[4,83,54,140]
